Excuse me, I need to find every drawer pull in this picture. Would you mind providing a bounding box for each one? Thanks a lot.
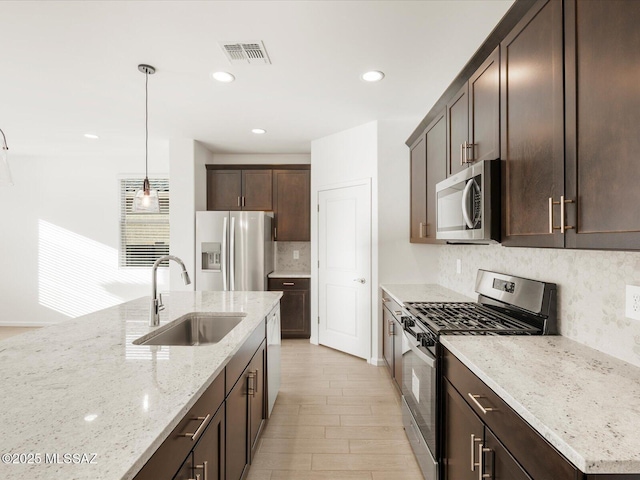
[283,282,295,286]
[470,433,481,471]
[478,443,491,479]
[468,393,495,414]
[247,370,257,397]
[194,460,208,480]
[181,414,211,441]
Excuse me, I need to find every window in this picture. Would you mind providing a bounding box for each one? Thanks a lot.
[120,178,170,268]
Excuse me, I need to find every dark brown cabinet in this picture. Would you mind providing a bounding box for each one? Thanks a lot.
[443,347,578,480]
[273,169,310,241]
[192,404,226,480]
[447,47,500,178]
[563,0,640,250]
[500,0,564,248]
[248,341,266,458]
[381,290,402,392]
[207,168,272,211]
[410,110,446,243]
[268,278,310,338]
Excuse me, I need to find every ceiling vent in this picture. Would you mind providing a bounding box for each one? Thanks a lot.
[219,41,271,65]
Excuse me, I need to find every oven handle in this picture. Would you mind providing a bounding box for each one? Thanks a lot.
[402,329,436,368]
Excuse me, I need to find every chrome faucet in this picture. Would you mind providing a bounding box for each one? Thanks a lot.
[150,255,191,327]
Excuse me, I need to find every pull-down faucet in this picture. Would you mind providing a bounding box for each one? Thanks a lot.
[150,255,191,327]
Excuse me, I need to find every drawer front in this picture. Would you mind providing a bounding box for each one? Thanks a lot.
[226,319,266,395]
[269,277,310,291]
[134,373,225,480]
[381,290,402,319]
[443,347,579,480]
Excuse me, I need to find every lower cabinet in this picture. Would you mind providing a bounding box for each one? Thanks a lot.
[442,347,578,480]
[134,317,269,480]
[268,278,310,339]
[381,290,403,392]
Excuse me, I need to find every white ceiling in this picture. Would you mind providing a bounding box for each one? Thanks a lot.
[0,1,514,156]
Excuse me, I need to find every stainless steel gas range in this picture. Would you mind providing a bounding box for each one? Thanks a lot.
[400,270,557,480]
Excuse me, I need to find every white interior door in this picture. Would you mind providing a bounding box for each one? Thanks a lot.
[318,181,371,359]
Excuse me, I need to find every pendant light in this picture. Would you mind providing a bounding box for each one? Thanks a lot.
[0,128,12,186]
[132,64,160,213]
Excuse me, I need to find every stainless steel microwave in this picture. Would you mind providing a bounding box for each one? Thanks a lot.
[435,159,500,243]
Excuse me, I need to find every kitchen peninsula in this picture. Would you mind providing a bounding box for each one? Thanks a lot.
[0,291,282,480]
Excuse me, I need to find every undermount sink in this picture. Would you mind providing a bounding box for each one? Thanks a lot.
[134,312,246,346]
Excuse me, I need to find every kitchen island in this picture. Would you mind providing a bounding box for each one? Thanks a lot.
[0,291,282,480]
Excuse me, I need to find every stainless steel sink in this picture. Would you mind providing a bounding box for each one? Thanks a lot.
[134,312,246,346]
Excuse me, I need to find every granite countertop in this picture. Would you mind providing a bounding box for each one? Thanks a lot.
[380,283,474,305]
[268,271,311,279]
[0,291,282,480]
[441,335,640,474]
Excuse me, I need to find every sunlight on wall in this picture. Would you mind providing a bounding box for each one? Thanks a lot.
[38,220,155,318]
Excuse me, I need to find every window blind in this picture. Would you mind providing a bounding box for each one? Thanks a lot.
[120,178,170,268]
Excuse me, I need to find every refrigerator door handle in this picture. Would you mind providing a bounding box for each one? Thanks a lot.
[230,215,235,291]
[221,216,228,291]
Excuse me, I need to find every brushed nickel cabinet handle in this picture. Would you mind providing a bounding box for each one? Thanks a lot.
[242,196,246,207]
[467,393,495,414]
[470,433,481,471]
[560,195,574,234]
[479,443,491,479]
[194,461,208,480]
[237,196,241,207]
[466,142,476,163]
[181,414,211,441]
[460,143,465,166]
[419,222,424,238]
[247,370,257,397]
[283,282,295,286]
[274,227,277,239]
[548,197,554,233]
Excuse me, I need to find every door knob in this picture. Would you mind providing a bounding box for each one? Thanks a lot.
[353,278,366,284]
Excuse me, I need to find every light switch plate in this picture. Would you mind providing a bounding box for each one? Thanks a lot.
[293,250,299,260]
[625,285,640,320]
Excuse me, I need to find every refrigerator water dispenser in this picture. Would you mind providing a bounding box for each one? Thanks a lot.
[201,242,221,271]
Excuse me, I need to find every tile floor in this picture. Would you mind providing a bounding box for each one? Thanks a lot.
[247,339,423,480]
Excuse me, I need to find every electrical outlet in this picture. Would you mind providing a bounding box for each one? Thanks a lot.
[625,285,640,320]
[456,259,462,275]
[293,250,299,260]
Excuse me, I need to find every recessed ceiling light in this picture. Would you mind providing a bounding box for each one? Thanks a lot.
[212,71,235,83]
[84,133,99,140]
[361,70,385,82]
[84,414,98,422]
[252,128,266,135]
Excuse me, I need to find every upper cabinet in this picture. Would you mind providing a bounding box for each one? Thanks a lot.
[273,169,310,241]
[563,0,640,250]
[501,0,564,248]
[447,47,500,177]
[410,110,446,243]
[207,168,272,211]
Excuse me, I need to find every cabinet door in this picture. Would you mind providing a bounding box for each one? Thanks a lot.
[242,169,272,211]
[447,83,469,177]
[442,380,484,480]
[500,0,564,247]
[193,405,226,480]
[483,428,532,480]
[425,111,446,242]
[226,371,248,480]
[273,169,310,241]
[564,0,640,250]
[269,278,310,339]
[469,46,500,164]
[208,170,242,211]
[382,305,394,375]
[409,134,427,242]
[248,342,266,461]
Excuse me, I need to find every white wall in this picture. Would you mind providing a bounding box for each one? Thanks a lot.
[310,121,379,363]
[0,141,170,326]
[212,153,310,165]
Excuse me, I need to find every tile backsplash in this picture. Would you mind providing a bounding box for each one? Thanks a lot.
[438,244,640,368]
[275,242,311,272]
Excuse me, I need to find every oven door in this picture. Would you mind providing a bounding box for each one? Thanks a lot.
[402,327,438,477]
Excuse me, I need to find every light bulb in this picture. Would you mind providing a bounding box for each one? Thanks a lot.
[142,193,150,207]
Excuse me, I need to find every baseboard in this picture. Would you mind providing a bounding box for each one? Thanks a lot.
[369,357,385,367]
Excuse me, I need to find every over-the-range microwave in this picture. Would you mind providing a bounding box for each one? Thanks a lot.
[435,159,500,243]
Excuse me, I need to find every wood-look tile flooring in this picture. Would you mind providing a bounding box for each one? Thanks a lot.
[0,327,39,341]
[248,339,423,480]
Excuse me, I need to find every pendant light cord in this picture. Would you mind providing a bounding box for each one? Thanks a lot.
[145,71,149,179]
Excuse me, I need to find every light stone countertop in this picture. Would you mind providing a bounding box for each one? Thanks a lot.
[268,271,311,279]
[0,291,282,480]
[380,283,474,305]
[441,335,640,474]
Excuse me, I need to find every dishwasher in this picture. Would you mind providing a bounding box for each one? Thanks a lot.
[266,303,281,417]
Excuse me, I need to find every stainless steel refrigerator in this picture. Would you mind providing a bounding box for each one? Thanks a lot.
[195,211,274,291]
